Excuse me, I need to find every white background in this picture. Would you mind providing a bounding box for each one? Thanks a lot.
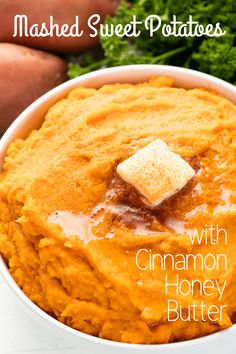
[0,274,81,354]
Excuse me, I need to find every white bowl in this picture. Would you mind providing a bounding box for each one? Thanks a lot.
[0,65,236,354]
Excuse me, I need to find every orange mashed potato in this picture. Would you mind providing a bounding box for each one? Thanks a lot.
[0,77,236,344]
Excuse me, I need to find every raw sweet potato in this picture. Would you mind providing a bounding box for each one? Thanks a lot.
[0,0,120,53]
[0,43,67,133]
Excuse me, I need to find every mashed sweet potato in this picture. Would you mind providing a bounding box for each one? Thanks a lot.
[0,77,236,344]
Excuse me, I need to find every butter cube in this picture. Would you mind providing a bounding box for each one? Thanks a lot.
[117,139,195,207]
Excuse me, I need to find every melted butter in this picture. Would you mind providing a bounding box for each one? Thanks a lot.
[185,204,208,218]
[48,151,235,244]
[164,217,186,234]
[48,211,114,244]
[214,188,236,214]
[92,203,162,236]
[48,174,166,243]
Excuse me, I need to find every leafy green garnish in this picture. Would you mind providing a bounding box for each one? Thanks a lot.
[193,36,236,82]
[68,0,236,84]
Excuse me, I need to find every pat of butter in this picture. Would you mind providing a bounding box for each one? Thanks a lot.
[117,139,195,207]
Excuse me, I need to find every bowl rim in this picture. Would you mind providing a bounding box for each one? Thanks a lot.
[0,64,236,350]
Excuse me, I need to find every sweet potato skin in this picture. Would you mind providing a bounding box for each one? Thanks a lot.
[0,43,67,133]
[0,0,120,53]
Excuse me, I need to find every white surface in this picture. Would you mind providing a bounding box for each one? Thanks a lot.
[0,273,81,354]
